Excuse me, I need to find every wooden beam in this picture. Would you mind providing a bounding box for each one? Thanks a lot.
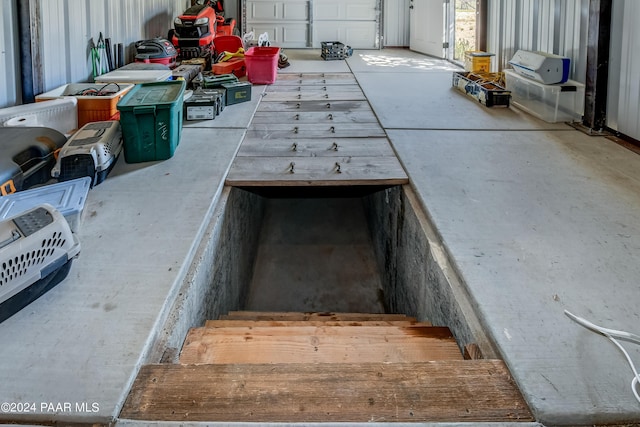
[221,311,414,321]
[204,319,431,328]
[120,361,534,422]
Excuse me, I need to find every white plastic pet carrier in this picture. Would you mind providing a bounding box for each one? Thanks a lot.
[0,204,80,322]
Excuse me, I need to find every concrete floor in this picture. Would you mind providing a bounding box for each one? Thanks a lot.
[245,197,386,314]
[0,48,639,426]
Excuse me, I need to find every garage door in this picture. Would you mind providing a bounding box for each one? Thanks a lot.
[243,0,380,49]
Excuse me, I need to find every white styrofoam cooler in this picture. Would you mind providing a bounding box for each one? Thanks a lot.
[504,69,585,123]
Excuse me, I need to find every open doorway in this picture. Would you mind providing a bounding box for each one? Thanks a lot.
[409,0,479,62]
[452,0,477,63]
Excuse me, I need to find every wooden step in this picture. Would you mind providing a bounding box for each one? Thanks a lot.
[179,325,462,364]
[204,319,432,328]
[120,361,534,422]
[221,311,415,322]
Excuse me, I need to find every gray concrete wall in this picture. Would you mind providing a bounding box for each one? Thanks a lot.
[148,187,265,363]
[364,185,498,358]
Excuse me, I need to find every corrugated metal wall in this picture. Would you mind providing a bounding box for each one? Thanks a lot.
[607,0,640,140]
[1,0,20,108]
[486,0,588,82]
[0,0,188,108]
[383,0,410,47]
[38,0,189,91]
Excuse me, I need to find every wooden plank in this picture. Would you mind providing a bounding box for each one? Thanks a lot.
[250,110,379,124]
[204,319,432,328]
[276,72,357,82]
[222,311,414,321]
[271,78,359,86]
[265,84,363,93]
[261,91,367,102]
[179,326,462,364]
[237,137,395,158]
[246,123,386,139]
[225,156,409,187]
[120,361,534,422]
[257,100,373,112]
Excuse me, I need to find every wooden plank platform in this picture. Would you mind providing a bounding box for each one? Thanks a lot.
[227,71,407,187]
[179,325,462,364]
[120,361,534,422]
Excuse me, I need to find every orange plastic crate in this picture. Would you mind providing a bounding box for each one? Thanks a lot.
[36,83,134,127]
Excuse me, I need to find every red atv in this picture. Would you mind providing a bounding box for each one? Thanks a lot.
[170,0,237,61]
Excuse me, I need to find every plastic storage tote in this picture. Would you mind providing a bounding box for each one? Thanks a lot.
[95,69,172,84]
[244,47,280,84]
[36,83,134,127]
[116,80,186,163]
[504,69,584,123]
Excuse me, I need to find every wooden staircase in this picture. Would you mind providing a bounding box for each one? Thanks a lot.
[120,312,533,423]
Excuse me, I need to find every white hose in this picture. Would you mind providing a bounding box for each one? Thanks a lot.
[565,310,640,403]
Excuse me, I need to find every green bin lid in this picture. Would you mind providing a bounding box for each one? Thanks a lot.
[117,80,185,109]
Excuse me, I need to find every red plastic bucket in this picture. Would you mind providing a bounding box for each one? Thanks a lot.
[245,47,280,84]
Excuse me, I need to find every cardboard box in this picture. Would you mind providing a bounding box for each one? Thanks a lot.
[452,71,511,107]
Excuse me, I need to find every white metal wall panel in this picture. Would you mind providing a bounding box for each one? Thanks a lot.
[383,0,410,47]
[607,0,640,140]
[486,0,588,82]
[0,0,20,108]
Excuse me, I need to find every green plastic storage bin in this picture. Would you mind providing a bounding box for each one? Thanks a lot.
[117,80,186,163]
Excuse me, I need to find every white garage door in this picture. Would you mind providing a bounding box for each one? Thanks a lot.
[243,0,380,48]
